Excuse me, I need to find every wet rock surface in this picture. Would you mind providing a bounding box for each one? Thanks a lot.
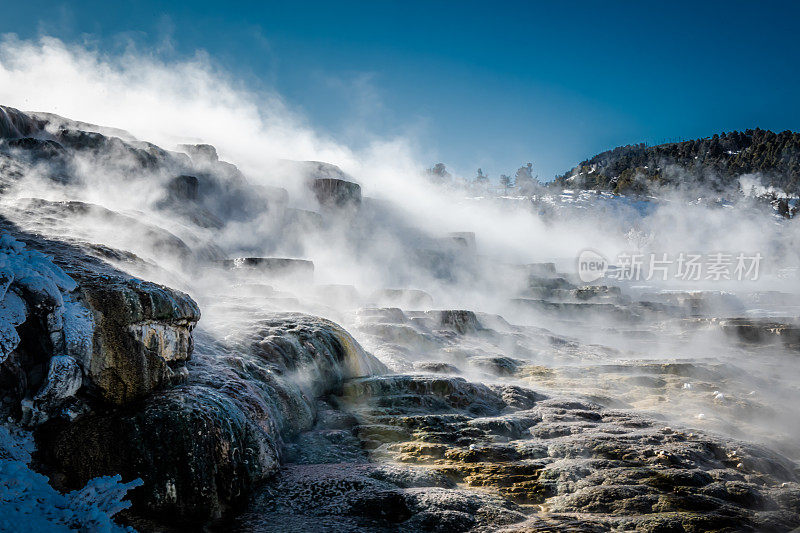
[230,463,526,532]
[228,367,800,531]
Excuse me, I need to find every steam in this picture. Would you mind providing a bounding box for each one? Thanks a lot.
[1,35,799,457]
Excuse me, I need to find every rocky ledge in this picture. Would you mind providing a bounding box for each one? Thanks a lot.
[0,221,199,423]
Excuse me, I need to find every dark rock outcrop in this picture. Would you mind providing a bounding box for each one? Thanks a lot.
[431,310,481,334]
[220,257,315,282]
[0,106,45,139]
[312,177,362,208]
[685,317,800,350]
[166,174,200,201]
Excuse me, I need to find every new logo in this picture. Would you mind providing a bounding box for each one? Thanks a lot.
[577,249,608,283]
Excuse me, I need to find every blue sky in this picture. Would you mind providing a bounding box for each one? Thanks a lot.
[2,1,799,179]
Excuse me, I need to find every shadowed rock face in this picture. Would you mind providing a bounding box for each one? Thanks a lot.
[7,137,67,160]
[718,318,800,349]
[312,177,362,208]
[166,174,200,201]
[284,159,363,208]
[0,106,45,139]
[434,310,481,334]
[37,386,274,522]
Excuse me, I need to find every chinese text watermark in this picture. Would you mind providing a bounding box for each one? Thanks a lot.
[577,250,762,283]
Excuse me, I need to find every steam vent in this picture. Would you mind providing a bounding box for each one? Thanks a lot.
[2,5,800,532]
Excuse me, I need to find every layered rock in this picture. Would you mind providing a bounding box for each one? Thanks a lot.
[36,313,386,524]
[325,374,800,531]
[75,272,199,405]
[0,225,201,418]
[717,317,800,349]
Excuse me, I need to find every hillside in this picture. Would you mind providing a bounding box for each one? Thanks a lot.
[556,128,800,195]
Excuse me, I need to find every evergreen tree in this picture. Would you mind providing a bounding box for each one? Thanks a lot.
[515,162,534,183]
[426,162,451,184]
[515,162,539,194]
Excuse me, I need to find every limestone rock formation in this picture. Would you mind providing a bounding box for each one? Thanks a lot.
[0,224,201,419]
[37,314,386,523]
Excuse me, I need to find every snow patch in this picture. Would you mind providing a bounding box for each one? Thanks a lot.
[0,425,141,532]
[0,232,95,419]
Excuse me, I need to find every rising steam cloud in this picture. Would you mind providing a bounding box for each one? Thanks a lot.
[1,35,799,455]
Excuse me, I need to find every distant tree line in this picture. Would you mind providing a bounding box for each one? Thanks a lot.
[554,128,800,195]
[425,161,545,194]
